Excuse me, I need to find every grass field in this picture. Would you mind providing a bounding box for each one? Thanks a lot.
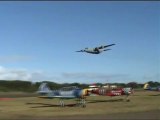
[0,91,160,120]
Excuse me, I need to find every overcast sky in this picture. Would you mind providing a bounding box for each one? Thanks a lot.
[0,1,159,84]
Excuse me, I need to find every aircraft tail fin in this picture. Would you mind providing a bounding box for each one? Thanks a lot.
[37,83,51,94]
[143,83,150,90]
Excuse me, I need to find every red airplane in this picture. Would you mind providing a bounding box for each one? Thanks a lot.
[90,87,133,101]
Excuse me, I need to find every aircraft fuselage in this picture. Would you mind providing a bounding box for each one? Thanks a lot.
[84,49,103,54]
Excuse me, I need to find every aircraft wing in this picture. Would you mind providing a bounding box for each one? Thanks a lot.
[53,96,76,99]
[98,44,115,49]
[39,95,76,99]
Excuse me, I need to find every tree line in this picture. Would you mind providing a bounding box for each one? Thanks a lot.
[0,80,159,92]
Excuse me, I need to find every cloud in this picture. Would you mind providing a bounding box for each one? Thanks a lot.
[30,71,60,82]
[0,66,130,83]
[1,66,157,84]
[0,66,31,80]
[0,66,60,82]
[0,55,33,63]
[61,72,129,83]
[0,66,43,81]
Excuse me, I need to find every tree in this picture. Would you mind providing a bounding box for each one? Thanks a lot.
[127,82,138,88]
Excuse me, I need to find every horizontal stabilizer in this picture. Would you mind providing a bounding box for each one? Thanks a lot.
[103,49,111,51]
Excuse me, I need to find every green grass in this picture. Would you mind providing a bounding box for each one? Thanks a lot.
[0,91,159,119]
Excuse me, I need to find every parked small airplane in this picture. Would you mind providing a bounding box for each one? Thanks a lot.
[90,87,133,101]
[87,83,100,91]
[76,44,115,54]
[37,83,89,107]
[143,83,160,91]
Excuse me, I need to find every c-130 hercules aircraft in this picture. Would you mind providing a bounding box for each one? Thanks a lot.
[76,44,115,54]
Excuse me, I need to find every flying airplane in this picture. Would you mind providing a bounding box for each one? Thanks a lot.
[143,83,160,91]
[76,44,115,54]
[37,83,89,107]
[90,87,133,101]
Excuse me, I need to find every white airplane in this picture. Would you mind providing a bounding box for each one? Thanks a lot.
[76,44,115,54]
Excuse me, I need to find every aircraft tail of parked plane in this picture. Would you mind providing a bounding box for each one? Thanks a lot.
[143,83,150,90]
[38,83,51,94]
[143,83,160,91]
